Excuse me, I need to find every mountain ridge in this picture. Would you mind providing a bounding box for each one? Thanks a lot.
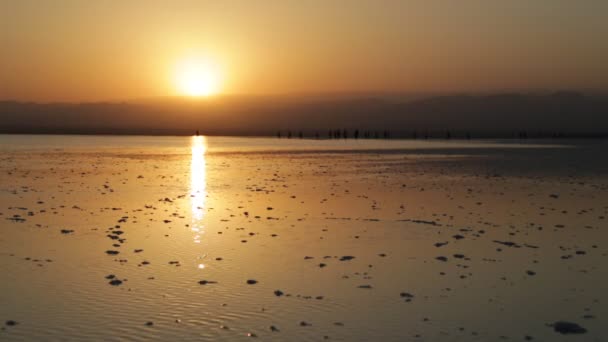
[1,92,607,137]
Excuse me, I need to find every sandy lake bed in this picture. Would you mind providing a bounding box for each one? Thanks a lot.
[1,135,607,341]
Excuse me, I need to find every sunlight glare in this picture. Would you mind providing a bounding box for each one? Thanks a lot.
[176,60,220,97]
[190,135,207,248]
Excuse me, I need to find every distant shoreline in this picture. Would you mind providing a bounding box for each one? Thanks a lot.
[2,92,608,139]
[1,131,607,140]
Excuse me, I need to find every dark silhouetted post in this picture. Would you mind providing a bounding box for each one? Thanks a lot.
[354,129,359,139]
[277,131,281,139]
[298,131,303,139]
[287,130,292,139]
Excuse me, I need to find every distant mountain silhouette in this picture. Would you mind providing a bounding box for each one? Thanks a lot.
[1,92,607,137]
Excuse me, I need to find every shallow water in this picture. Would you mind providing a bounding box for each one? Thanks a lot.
[1,135,607,341]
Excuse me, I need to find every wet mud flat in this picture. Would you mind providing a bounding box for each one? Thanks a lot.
[0,136,607,341]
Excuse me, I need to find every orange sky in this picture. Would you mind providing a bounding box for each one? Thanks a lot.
[1,0,607,102]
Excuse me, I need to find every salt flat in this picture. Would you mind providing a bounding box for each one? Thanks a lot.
[0,135,607,341]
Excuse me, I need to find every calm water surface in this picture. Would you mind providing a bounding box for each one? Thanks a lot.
[0,135,606,341]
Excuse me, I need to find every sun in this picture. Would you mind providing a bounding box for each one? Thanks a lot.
[175,59,220,97]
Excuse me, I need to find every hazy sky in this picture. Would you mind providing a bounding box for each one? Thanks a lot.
[1,0,607,102]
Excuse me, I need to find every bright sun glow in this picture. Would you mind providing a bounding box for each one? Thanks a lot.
[175,59,220,97]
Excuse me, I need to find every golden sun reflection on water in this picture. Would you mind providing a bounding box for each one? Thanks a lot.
[190,136,207,249]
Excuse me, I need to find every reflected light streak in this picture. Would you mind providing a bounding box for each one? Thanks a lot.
[190,136,207,249]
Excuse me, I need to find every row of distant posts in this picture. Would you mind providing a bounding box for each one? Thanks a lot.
[276,130,473,139]
[276,130,577,139]
[277,130,391,139]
